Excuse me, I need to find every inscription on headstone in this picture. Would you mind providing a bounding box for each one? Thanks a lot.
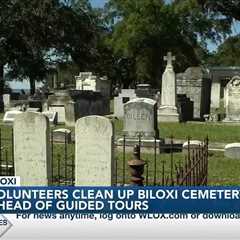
[123,98,159,138]
[75,116,115,186]
[14,112,52,186]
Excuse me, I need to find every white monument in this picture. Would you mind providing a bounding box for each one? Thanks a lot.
[158,52,179,122]
[75,116,115,186]
[14,112,52,186]
[224,76,240,122]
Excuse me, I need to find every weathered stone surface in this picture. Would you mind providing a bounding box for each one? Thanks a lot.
[123,98,159,138]
[224,143,240,159]
[224,76,240,121]
[49,105,65,123]
[158,52,179,122]
[27,107,40,112]
[182,140,203,154]
[42,111,58,125]
[75,72,110,98]
[3,110,22,124]
[75,116,115,186]
[52,128,71,143]
[114,89,137,118]
[176,66,211,120]
[3,94,10,108]
[14,112,52,186]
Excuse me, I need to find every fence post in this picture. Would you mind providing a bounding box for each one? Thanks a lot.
[128,145,145,186]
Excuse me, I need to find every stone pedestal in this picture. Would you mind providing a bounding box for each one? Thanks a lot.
[158,106,179,122]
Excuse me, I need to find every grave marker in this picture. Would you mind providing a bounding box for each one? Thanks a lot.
[14,112,52,186]
[123,98,159,138]
[75,116,115,186]
[3,110,22,124]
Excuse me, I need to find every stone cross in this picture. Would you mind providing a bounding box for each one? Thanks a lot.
[164,52,175,67]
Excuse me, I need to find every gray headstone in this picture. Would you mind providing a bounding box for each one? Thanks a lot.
[3,94,10,108]
[75,116,115,186]
[123,98,159,138]
[3,110,22,124]
[53,128,71,143]
[224,143,240,159]
[114,89,137,118]
[14,112,52,186]
[182,140,203,155]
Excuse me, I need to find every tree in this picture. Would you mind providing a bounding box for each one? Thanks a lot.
[105,0,232,88]
[207,35,240,66]
[197,0,240,21]
[0,0,100,94]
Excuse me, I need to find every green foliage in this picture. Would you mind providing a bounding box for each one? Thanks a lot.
[198,0,240,21]
[0,0,101,94]
[105,0,232,87]
[208,35,240,66]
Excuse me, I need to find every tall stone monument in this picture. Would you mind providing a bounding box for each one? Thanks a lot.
[158,52,179,122]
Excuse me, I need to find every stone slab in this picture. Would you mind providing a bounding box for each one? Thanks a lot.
[14,112,52,186]
[224,143,240,159]
[75,116,115,186]
[3,110,22,124]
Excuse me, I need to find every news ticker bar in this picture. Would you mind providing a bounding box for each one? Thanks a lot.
[1,186,240,213]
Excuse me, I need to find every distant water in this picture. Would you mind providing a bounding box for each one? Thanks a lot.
[11,89,30,94]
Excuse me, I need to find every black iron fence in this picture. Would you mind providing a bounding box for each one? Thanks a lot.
[0,127,208,186]
[115,135,208,186]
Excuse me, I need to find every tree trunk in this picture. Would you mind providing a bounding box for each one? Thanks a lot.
[0,64,4,95]
[30,78,35,95]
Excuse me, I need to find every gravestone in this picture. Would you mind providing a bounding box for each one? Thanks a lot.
[42,111,58,125]
[224,143,240,159]
[27,107,40,112]
[75,116,115,186]
[3,110,22,124]
[182,140,203,155]
[75,72,92,90]
[158,52,179,122]
[114,89,137,118]
[123,98,159,138]
[14,112,52,186]
[52,128,71,143]
[3,94,10,108]
[176,67,211,120]
[49,105,65,123]
[224,76,240,122]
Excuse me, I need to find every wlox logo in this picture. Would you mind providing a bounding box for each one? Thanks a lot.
[0,177,20,186]
[0,215,12,238]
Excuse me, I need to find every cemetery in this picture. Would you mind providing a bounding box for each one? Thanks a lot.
[0,0,240,188]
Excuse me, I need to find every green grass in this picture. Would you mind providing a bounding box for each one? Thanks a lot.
[1,114,240,185]
[113,119,240,143]
[116,150,240,186]
[208,151,240,185]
